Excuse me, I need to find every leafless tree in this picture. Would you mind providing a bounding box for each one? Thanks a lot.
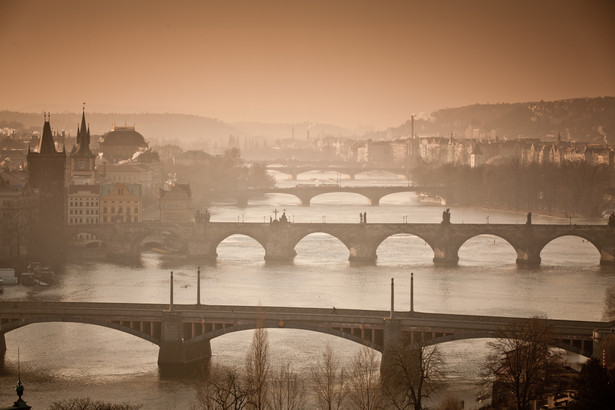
[49,398,142,410]
[484,316,561,410]
[245,312,270,410]
[269,362,306,410]
[347,345,383,410]
[381,335,445,410]
[310,344,348,410]
[194,362,249,410]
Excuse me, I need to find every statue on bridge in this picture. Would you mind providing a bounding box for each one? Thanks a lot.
[609,212,615,227]
[194,210,211,224]
[526,212,532,225]
[441,208,451,225]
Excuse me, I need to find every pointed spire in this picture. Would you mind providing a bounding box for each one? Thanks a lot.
[37,112,57,154]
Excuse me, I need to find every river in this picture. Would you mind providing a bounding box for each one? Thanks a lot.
[1,171,613,409]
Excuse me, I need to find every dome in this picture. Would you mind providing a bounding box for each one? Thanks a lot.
[100,126,147,147]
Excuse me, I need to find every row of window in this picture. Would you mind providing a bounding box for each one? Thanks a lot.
[69,209,98,215]
[69,217,98,224]
[101,207,139,214]
[102,215,136,223]
[69,201,99,207]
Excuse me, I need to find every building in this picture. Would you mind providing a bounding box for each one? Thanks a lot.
[26,114,66,227]
[99,125,148,163]
[67,108,96,185]
[159,183,193,223]
[25,115,66,263]
[99,183,142,224]
[102,163,153,189]
[67,184,100,225]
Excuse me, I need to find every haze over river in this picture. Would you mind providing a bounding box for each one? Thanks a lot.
[1,171,613,408]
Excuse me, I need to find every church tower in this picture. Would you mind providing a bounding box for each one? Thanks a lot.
[26,114,67,262]
[69,107,96,185]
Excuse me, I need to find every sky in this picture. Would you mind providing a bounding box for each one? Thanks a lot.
[1,0,614,129]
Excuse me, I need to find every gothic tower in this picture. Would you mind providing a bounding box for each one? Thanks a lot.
[68,107,96,185]
[26,114,67,262]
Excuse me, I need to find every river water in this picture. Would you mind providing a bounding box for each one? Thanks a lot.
[1,171,613,409]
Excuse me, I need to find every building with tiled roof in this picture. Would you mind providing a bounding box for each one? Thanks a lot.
[99,183,142,224]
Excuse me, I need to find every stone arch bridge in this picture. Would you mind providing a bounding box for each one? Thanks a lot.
[265,165,408,180]
[64,222,615,266]
[209,185,433,207]
[0,302,611,370]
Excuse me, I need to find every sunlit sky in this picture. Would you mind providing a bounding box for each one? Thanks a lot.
[1,0,614,129]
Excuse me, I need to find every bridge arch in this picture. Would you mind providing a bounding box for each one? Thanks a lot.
[457,234,518,265]
[184,321,384,353]
[212,232,268,259]
[0,317,160,346]
[309,191,371,206]
[293,232,350,263]
[374,232,435,265]
[127,227,189,255]
[423,332,592,357]
[537,234,602,265]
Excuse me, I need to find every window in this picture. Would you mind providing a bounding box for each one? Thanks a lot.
[111,207,115,213]
[134,207,138,213]
[103,207,107,213]
[103,216,107,222]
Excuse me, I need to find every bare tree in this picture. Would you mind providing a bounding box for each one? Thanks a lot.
[310,344,348,410]
[194,362,249,410]
[245,312,270,410]
[484,316,561,410]
[347,345,383,410]
[269,362,306,410]
[49,398,142,410]
[381,335,445,410]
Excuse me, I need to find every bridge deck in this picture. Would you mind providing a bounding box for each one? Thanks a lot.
[1,301,607,338]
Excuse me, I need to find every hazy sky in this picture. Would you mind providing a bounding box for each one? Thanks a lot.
[1,0,614,129]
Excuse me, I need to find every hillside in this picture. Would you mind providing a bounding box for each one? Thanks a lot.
[0,112,360,150]
[377,97,615,144]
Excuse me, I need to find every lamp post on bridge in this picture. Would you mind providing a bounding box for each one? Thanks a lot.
[410,272,414,313]
[197,266,201,305]
[169,271,174,311]
[390,277,394,318]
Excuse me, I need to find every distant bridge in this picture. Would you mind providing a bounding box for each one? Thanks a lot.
[1,301,611,369]
[208,185,435,206]
[265,164,409,180]
[64,221,615,266]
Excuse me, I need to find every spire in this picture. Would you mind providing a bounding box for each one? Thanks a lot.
[73,105,94,158]
[37,112,58,154]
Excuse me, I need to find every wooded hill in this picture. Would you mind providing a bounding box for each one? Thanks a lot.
[374,97,615,144]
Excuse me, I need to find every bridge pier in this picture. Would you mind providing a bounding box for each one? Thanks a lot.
[515,248,541,266]
[264,245,297,261]
[432,245,459,265]
[157,311,212,368]
[380,318,401,374]
[263,224,299,261]
[0,333,6,360]
[599,247,615,265]
[348,242,378,264]
[367,195,380,206]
